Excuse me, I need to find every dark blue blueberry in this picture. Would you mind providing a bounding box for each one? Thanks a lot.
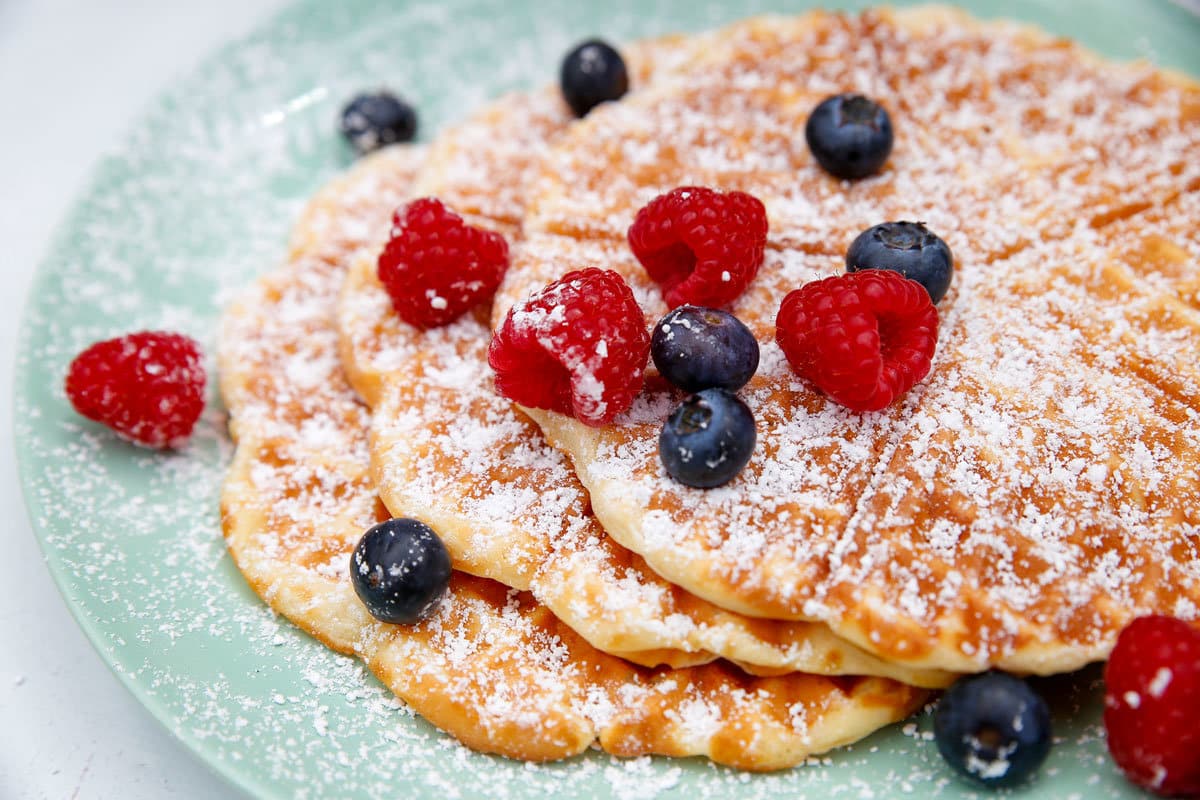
[804,93,893,179]
[846,221,954,304]
[560,39,629,118]
[934,672,1052,788]
[350,518,452,624]
[651,306,760,394]
[340,91,418,155]
[659,389,756,489]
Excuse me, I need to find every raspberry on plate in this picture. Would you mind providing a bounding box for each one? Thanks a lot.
[377,197,509,329]
[775,271,938,412]
[488,268,649,426]
[65,331,206,449]
[1104,615,1200,798]
[628,186,768,309]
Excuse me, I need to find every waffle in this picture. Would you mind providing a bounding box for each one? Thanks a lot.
[218,145,928,766]
[336,31,952,686]
[524,7,1200,257]
[493,7,1200,675]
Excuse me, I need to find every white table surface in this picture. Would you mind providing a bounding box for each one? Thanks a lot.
[5,2,1200,799]
[0,3,288,798]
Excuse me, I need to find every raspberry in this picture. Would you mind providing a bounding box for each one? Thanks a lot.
[627,186,768,309]
[1104,615,1200,797]
[377,197,509,328]
[488,268,649,426]
[775,271,938,412]
[64,331,206,449]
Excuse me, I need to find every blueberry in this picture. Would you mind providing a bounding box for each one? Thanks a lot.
[340,91,418,155]
[560,39,629,118]
[659,389,756,488]
[933,672,1052,788]
[651,306,760,394]
[846,221,953,303]
[804,93,893,179]
[349,518,451,624]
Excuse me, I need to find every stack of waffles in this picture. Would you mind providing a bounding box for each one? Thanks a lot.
[219,5,1200,768]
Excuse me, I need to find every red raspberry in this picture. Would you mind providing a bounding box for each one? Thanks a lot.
[627,186,768,309]
[65,331,206,449]
[1104,615,1200,797]
[488,268,649,426]
[775,270,938,412]
[377,197,509,328]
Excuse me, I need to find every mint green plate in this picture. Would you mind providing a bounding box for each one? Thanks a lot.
[15,0,1199,797]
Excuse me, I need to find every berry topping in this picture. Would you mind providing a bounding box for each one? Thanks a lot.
[377,198,509,329]
[659,388,756,489]
[804,93,894,180]
[628,186,768,309]
[64,331,205,449]
[847,221,954,304]
[651,306,760,393]
[933,672,1052,788]
[775,271,938,412]
[350,518,452,625]
[489,268,649,426]
[560,39,629,118]
[339,90,419,155]
[1104,615,1200,797]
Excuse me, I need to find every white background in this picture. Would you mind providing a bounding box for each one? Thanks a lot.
[0,3,286,798]
[3,1,1199,799]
